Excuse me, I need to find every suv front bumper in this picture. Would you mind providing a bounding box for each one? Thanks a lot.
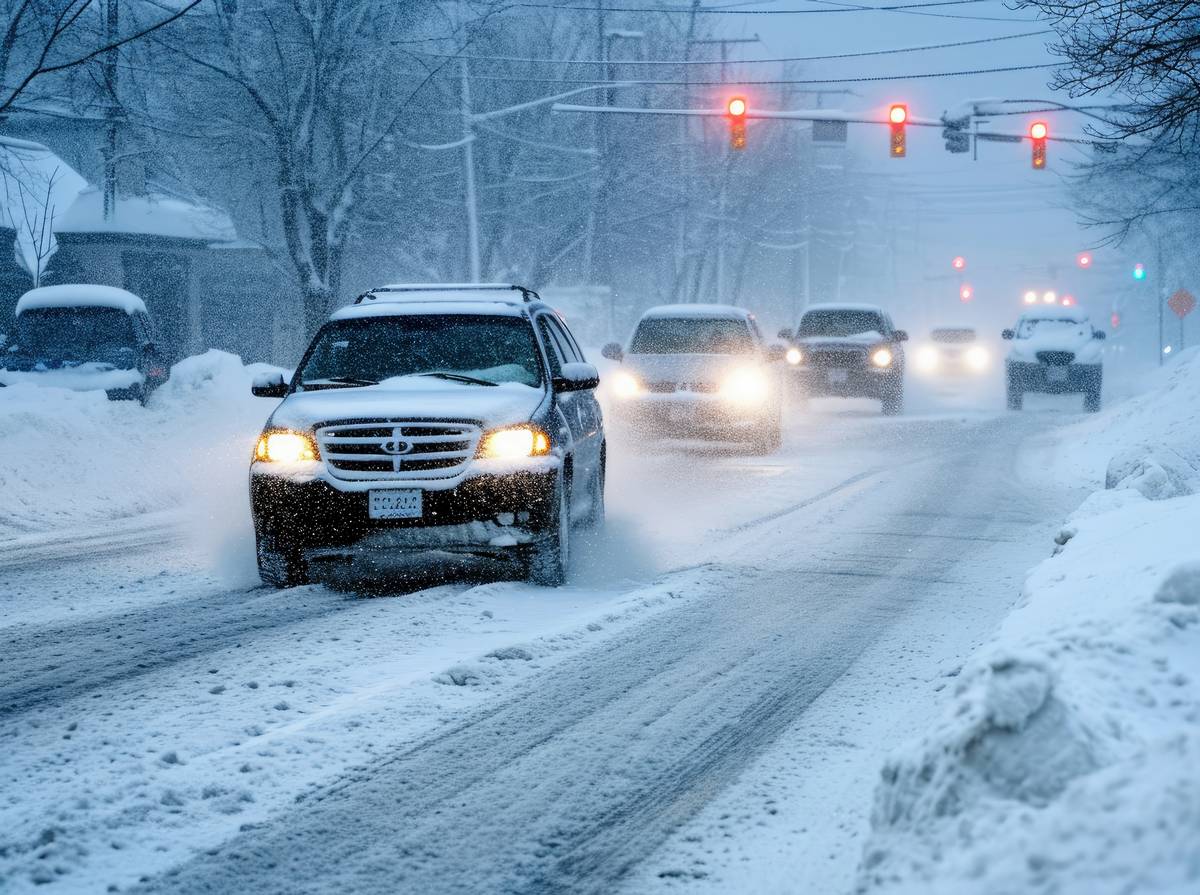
[792,366,899,398]
[1007,361,1100,394]
[250,469,558,561]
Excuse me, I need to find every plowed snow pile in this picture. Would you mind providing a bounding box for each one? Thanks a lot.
[0,349,284,543]
[858,354,1200,895]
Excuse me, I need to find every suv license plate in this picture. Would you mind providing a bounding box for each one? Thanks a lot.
[369,489,423,520]
[1046,367,1068,382]
[828,369,849,384]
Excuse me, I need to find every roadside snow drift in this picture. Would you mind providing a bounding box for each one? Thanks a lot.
[0,350,284,572]
[858,353,1200,894]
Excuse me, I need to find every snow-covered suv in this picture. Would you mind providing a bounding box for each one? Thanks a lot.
[779,303,908,415]
[248,284,604,588]
[1003,307,1105,412]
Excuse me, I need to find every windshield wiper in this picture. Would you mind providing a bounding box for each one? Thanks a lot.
[301,375,380,389]
[416,371,498,387]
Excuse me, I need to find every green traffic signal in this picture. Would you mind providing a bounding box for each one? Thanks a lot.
[1133,263,1146,280]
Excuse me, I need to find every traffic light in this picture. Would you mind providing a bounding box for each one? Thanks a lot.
[952,255,966,271]
[1077,252,1092,269]
[1111,312,1121,329]
[941,114,970,153]
[1133,263,1146,280]
[959,284,973,302]
[1030,121,1048,169]
[889,104,907,158]
[727,96,747,150]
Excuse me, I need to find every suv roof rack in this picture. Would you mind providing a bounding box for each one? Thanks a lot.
[353,283,541,305]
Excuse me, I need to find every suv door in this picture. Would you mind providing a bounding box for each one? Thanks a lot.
[536,313,601,518]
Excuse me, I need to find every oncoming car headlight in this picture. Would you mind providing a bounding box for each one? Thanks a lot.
[785,347,802,366]
[477,425,551,460]
[916,346,940,372]
[721,368,770,404]
[871,348,894,368]
[612,370,643,399]
[254,430,319,463]
[965,344,989,371]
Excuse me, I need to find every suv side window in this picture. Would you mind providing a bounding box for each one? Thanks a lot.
[539,314,582,369]
[536,315,568,376]
[747,317,764,346]
[551,314,588,363]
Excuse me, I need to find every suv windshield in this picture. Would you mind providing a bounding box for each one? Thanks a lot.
[297,314,543,390]
[1016,318,1089,339]
[630,317,753,354]
[798,310,886,338]
[932,328,976,343]
[12,307,138,366]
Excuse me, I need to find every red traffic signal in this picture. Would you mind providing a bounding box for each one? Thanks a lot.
[889,104,907,158]
[959,284,973,302]
[1077,252,1092,269]
[726,96,748,150]
[1030,121,1048,169]
[952,255,966,271]
[1110,312,1121,329]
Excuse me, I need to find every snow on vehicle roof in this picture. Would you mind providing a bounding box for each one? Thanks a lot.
[639,303,754,320]
[802,303,887,314]
[15,284,147,316]
[332,300,527,321]
[1018,307,1090,323]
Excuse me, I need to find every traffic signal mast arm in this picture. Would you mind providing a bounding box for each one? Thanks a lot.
[553,102,945,126]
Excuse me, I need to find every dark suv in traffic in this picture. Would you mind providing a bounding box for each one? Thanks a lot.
[248,284,605,588]
[780,304,908,414]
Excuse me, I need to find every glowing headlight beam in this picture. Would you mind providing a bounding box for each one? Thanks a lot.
[477,425,551,460]
[255,430,318,463]
[965,345,989,371]
[871,348,894,368]
[915,346,940,372]
[720,368,770,404]
[612,370,642,399]
[785,347,802,366]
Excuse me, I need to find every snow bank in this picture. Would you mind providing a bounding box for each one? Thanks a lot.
[858,357,1200,894]
[0,350,287,580]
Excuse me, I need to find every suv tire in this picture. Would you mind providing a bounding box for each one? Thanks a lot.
[525,473,570,586]
[751,413,783,455]
[1006,371,1024,411]
[581,462,605,529]
[1083,373,1102,413]
[256,528,310,588]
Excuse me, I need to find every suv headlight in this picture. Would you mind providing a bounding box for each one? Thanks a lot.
[785,347,802,365]
[916,346,939,372]
[871,348,894,368]
[721,368,770,404]
[965,345,989,371]
[477,425,551,460]
[254,429,319,463]
[612,370,643,398]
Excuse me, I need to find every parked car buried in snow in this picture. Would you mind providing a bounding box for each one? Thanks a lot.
[1003,307,1105,412]
[0,284,168,403]
[601,304,785,454]
[248,283,605,589]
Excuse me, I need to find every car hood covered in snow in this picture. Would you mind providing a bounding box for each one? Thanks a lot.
[623,352,762,385]
[268,378,547,431]
[796,330,887,349]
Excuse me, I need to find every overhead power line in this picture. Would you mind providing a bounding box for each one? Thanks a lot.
[512,0,998,14]
[414,29,1052,66]
[443,61,1069,86]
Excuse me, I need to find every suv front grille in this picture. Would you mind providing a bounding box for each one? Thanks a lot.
[1036,351,1075,366]
[316,420,481,481]
[645,381,676,393]
[807,348,868,368]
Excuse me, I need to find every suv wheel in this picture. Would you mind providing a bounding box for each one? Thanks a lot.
[582,463,605,529]
[1083,376,1102,413]
[256,528,310,588]
[881,381,904,416]
[1006,372,1024,410]
[751,412,783,455]
[525,474,570,586]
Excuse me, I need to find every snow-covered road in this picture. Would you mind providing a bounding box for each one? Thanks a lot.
[1,392,1085,893]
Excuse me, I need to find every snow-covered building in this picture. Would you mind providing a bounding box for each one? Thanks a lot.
[0,137,280,363]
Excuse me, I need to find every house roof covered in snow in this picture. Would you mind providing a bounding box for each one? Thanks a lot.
[16,284,146,315]
[58,187,239,243]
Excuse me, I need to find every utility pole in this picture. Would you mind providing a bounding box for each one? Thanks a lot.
[460,56,481,282]
[102,0,118,221]
[689,35,759,302]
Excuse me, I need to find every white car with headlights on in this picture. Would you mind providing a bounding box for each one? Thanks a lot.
[248,284,604,588]
[913,327,991,382]
[1003,307,1106,412]
[601,304,784,453]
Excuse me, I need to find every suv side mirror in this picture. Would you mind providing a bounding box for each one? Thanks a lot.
[777,327,794,342]
[1093,330,1107,340]
[1002,329,1015,340]
[554,362,600,392]
[252,374,289,399]
[767,344,787,362]
[601,342,624,362]
[892,330,909,342]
